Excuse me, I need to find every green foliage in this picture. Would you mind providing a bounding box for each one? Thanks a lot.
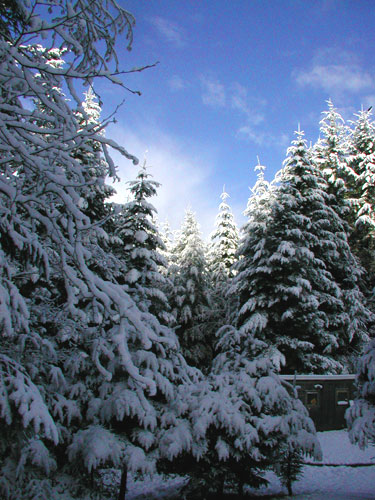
[232,130,370,374]
[275,449,304,496]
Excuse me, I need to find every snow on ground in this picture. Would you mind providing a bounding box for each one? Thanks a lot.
[126,430,375,499]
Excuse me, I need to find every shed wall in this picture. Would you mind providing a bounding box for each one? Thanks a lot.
[281,375,356,431]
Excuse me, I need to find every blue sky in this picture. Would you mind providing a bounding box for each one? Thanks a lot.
[98,0,375,238]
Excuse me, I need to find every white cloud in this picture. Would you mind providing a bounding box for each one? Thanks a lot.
[105,124,218,239]
[294,48,373,94]
[200,76,226,107]
[231,83,265,125]
[237,125,264,145]
[237,126,290,149]
[150,17,185,47]
[199,77,267,144]
[296,64,373,93]
[168,75,187,91]
[231,82,248,113]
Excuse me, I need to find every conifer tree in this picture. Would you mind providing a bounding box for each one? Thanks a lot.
[245,158,273,223]
[115,162,174,326]
[170,324,321,497]
[171,209,213,371]
[312,100,352,230]
[231,130,370,374]
[345,108,375,281]
[209,187,239,282]
[313,99,349,192]
[207,188,240,334]
[346,339,375,448]
[0,2,197,498]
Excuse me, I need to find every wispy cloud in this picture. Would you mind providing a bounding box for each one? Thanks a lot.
[199,77,268,144]
[237,125,263,145]
[106,124,218,239]
[231,83,265,125]
[168,75,188,91]
[237,126,289,148]
[150,16,185,47]
[200,76,226,107]
[296,65,372,93]
[294,48,373,95]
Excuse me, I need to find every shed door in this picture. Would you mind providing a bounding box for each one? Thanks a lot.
[335,388,350,428]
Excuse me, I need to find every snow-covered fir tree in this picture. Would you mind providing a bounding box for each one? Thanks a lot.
[171,209,213,371]
[159,219,176,268]
[207,188,240,334]
[209,187,239,282]
[114,162,175,326]
[345,108,375,282]
[231,130,370,374]
[166,324,321,497]
[311,101,352,231]
[245,158,273,222]
[0,2,198,498]
[76,87,117,225]
[313,99,349,192]
[346,338,375,448]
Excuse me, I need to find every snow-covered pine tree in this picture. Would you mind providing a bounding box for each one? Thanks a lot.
[207,187,240,335]
[313,99,349,193]
[171,209,213,371]
[77,87,117,225]
[209,187,239,282]
[245,157,273,223]
[114,162,175,327]
[159,219,175,268]
[231,130,370,374]
[167,324,321,497]
[0,2,197,498]
[311,100,352,232]
[346,338,375,448]
[345,108,375,283]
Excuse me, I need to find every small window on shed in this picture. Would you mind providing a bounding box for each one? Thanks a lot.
[306,391,319,408]
[336,389,349,406]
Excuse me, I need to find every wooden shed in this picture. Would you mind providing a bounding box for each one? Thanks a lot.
[281,374,356,431]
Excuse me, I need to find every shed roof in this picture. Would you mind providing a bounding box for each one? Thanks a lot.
[281,374,356,381]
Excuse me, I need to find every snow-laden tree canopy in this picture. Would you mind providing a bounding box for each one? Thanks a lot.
[0,2,198,498]
[346,339,375,449]
[209,187,239,281]
[231,130,370,374]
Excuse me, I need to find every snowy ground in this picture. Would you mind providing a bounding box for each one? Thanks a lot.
[126,430,375,499]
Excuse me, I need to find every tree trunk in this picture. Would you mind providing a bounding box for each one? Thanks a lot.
[287,454,293,496]
[238,479,244,496]
[287,479,293,497]
[218,476,225,496]
[118,464,128,500]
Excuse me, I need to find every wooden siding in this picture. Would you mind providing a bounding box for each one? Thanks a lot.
[281,375,356,431]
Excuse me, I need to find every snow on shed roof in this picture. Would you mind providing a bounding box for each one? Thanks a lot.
[281,374,356,381]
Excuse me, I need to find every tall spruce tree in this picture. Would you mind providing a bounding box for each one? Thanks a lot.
[207,188,240,333]
[171,209,213,371]
[245,158,273,223]
[231,130,370,374]
[313,99,349,192]
[209,187,239,282]
[346,108,375,282]
[115,162,174,326]
[312,100,351,227]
